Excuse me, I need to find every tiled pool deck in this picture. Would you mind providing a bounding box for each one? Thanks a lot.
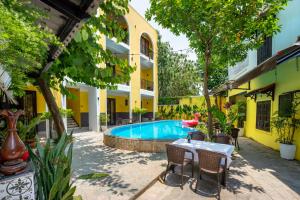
[72,132,300,200]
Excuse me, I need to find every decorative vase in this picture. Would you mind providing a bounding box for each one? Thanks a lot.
[280,143,296,160]
[0,110,27,175]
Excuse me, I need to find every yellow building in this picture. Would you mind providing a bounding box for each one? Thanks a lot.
[214,0,300,160]
[16,5,158,135]
[99,5,158,126]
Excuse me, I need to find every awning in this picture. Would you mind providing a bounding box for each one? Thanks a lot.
[211,39,300,95]
[244,83,275,101]
[32,0,101,74]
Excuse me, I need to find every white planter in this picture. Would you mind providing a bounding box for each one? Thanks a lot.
[238,128,244,137]
[280,143,296,160]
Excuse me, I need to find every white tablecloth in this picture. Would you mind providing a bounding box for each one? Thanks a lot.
[172,139,235,167]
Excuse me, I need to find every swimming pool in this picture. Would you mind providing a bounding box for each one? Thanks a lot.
[104,120,196,152]
[110,120,194,140]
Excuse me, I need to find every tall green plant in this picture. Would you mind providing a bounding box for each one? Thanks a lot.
[271,100,300,144]
[146,0,288,136]
[28,133,78,200]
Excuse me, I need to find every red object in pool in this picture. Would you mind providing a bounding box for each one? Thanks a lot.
[182,113,200,127]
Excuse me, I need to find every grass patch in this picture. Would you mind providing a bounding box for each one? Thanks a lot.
[78,172,109,180]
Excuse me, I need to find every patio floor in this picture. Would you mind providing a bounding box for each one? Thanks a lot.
[72,132,300,200]
[72,131,166,200]
[138,137,300,200]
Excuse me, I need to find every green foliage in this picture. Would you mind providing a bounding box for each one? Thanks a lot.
[210,106,229,134]
[0,0,60,96]
[17,114,48,141]
[271,100,300,144]
[158,97,180,105]
[48,1,135,93]
[28,132,78,200]
[158,104,201,120]
[132,107,147,115]
[157,38,201,97]
[210,103,241,135]
[78,172,109,180]
[147,0,288,135]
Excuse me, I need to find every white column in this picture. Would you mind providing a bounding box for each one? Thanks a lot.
[61,80,67,132]
[153,96,155,120]
[88,86,100,131]
[45,105,50,139]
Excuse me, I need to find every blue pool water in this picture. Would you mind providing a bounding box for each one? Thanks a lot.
[109,120,195,140]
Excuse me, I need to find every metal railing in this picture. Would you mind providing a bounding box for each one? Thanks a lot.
[141,49,153,60]
[141,79,153,91]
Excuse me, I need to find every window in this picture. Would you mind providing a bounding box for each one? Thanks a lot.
[257,37,272,65]
[140,36,153,59]
[256,100,271,131]
[278,93,293,117]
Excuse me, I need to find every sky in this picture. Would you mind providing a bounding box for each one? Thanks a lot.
[129,0,197,61]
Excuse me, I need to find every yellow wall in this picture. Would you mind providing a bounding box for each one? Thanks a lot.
[228,57,300,160]
[126,5,158,112]
[26,85,46,114]
[80,91,89,112]
[179,96,222,108]
[98,5,158,118]
[67,88,81,125]
[142,98,153,112]
[107,96,129,112]
[141,69,153,81]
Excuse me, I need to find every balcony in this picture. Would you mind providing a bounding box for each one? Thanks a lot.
[140,34,154,68]
[141,79,153,91]
[106,37,130,54]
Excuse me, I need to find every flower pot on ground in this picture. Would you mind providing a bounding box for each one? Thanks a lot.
[280,143,296,160]
[132,107,147,123]
[271,99,300,160]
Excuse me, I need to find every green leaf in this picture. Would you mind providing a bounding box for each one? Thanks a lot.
[74,32,82,42]
[81,29,89,41]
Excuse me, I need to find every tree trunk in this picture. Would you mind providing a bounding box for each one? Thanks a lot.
[203,48,213,136]
[37,78,65,138]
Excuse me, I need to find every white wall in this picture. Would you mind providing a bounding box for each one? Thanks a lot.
[228,0,300,81]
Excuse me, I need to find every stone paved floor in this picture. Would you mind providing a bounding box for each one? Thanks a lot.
[72,131,166,200]
[138,137,300,200]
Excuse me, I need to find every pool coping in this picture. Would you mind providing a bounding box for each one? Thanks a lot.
[104,120,194,142]
[103,120,194,152]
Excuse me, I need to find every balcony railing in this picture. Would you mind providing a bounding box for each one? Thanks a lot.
[141,79,153,91]
[141,49,153,60]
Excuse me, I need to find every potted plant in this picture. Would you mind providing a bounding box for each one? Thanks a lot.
[211,103,241,136]
[225,102,240,138]
[132,107,148,122]
[271,100,300,160]
[100,113,109,131]
[210,106,230,134]
[18,113,48,148]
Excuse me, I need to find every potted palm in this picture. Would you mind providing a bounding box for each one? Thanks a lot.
[271,100,300,160]
[132,107,147,122]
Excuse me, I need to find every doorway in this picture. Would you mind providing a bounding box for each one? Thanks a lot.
[107,98,116,125]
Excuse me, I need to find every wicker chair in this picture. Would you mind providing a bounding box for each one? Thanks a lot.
[195,149,227,199]
[164,144,194,188]
[212,134,231,145]
[188,131,206,141]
